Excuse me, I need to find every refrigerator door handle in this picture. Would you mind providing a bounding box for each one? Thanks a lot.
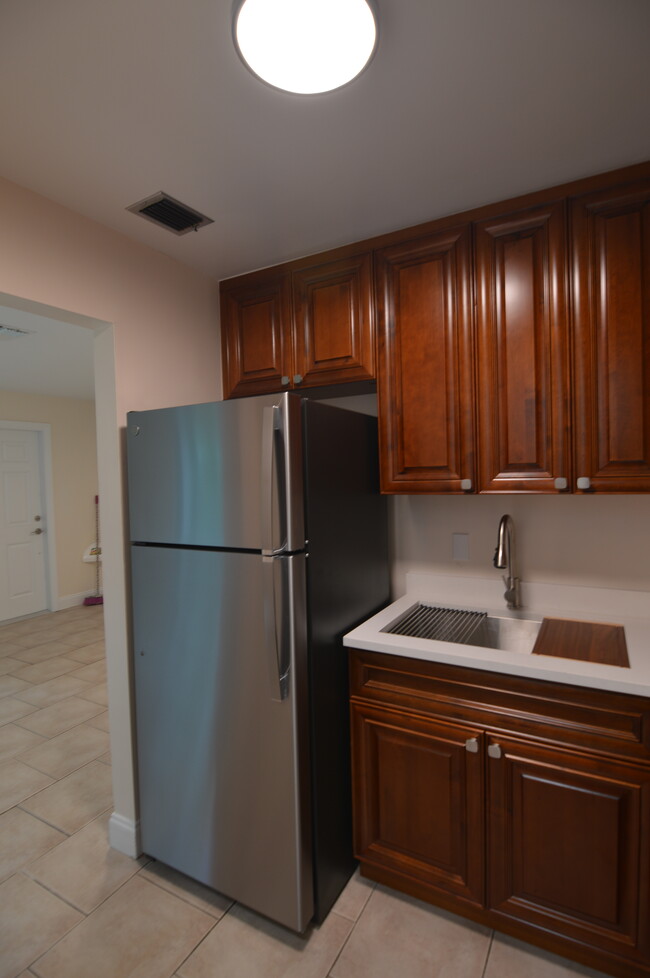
[261,404,288,557]
[263,555,290,701]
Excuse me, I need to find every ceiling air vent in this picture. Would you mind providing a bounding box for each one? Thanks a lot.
[0,324,34,340]
[126,192,214,236]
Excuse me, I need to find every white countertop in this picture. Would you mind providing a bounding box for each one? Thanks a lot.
[343,572,650,697]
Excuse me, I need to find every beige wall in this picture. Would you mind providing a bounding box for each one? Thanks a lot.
[0,175,221,852]
[0,390,99,601]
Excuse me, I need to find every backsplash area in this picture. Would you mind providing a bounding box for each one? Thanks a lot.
[390,493,650,597]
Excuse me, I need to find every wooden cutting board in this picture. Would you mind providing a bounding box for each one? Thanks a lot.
[532,617,629,667]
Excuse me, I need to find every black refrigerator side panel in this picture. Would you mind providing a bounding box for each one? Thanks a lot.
[302,400,390,920]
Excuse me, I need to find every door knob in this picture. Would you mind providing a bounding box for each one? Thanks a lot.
[34,515,41,521]
[32,528,43,535]
[487,743,502,759]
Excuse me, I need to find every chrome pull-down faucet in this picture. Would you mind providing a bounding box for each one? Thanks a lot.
[493,514,521,610]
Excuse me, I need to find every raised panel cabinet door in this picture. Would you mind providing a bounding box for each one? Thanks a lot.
[220,272,292,398]
[487,736,650,965]
[475,201,570,492]
[292,253,374,388]
[351,701,485,909]
[571,181,650,491]
[376,226,475,493]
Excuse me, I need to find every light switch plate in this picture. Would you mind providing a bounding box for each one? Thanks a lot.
[452,532,469,562]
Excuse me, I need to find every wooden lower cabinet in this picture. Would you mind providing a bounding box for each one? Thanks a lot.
[488,736,650,968]
[351,702,484,910]
[350,649,650,978]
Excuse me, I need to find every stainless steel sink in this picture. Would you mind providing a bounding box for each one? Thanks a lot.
[383,602,542,654]
[467,614,542,654]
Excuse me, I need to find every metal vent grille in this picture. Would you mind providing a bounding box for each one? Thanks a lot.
[126,192,214,236]
[383,604,487,644]
[0,324,33,340]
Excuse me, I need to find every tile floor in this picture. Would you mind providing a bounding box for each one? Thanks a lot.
[0,606,611,978]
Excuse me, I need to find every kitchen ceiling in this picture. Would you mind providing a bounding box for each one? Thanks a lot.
[1,0,649,285]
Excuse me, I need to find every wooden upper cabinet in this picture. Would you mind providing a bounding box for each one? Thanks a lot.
[292,253,374,388]
[571,180,650,492]
[475,201,570,492]
[220,271,292,398]
[376,226,475,493]
[221,251,375,398]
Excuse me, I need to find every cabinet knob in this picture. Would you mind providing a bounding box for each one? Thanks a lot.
[281,376,290,387]
[487,743,502,759]
[576,476,591,490]
[554,477,568,491]
[460,478,473,492]
[465,737,479,754]
[293,374,303,385]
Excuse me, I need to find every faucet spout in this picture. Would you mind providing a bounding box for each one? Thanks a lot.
[493,514,521,610]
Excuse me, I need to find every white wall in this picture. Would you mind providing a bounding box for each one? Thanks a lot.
[0,175,221,855]
[0,390,98,603]
[391,494,650,598]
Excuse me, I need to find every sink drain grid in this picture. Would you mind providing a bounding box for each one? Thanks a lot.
[383,604,487,644]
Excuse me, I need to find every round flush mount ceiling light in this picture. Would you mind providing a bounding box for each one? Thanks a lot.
[233,0,378,95]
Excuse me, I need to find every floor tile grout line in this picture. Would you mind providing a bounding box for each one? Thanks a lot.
[14,805,73,837]
[171,902,229,977]
[480,929,495,978]
[12,742,112,782]
[11,699,107,734]
[19,866,92,916]
[325,879,378,977]
[135,862,236,920]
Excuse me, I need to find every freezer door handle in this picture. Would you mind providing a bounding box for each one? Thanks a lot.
[263,556,290,701]
[261,404,288,557]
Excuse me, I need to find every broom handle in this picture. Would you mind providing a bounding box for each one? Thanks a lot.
[95,495,100,596]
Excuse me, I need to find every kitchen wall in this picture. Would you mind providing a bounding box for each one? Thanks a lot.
[0,389,99,602]
[0,175,221,854]
[2,170,649,859]
[329,394,650,600]
[391,493,650,598]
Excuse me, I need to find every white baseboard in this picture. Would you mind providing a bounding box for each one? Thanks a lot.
[55,590,99,611]
[108,811,141,857]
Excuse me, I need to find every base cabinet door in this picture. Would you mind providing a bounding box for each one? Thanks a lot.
[351,702,485,909]
[487,736,650,966]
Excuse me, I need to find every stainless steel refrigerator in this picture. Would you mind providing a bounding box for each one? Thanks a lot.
[126,392,389,932]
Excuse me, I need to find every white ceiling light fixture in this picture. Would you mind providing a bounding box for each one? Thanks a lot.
[233,0,378,95]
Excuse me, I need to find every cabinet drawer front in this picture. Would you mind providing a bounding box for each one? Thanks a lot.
[351,702,485,908]
[475,201,570,492]
[572,181,650,492]
[350,650,650,761]
[487,736,650,961]
[375,226,475,493]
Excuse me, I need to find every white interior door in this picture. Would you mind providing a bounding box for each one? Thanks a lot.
[0,428,48,622]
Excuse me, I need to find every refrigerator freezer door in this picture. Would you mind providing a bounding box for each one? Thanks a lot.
[127,394,304,553]
[131,545,312,931]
